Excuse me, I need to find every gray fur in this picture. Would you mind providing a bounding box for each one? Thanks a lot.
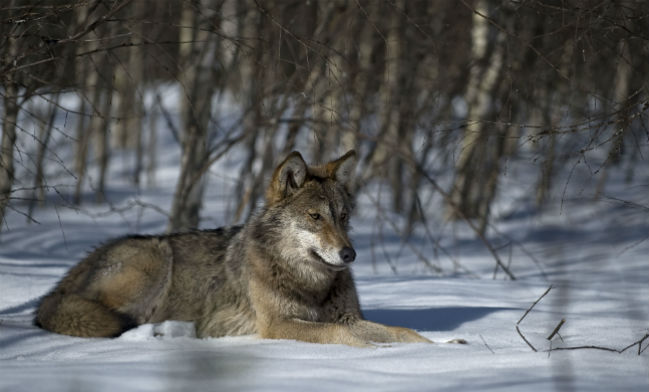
[35,151,433,346]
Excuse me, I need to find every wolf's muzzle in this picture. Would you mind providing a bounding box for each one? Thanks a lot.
[339,247,356,264]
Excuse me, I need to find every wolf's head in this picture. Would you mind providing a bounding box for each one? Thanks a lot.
[254,150,357,273]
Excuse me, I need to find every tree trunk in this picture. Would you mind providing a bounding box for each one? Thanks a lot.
[535,39,574,207]
[0,70,18,231]
[344,2,378,155]
[113,0,146,185]
[131,38,145,187]
[364,0,405,195]
[73,3,99,205]
[595,38,633,198]
[94,85,114,203]
[447,0,505,221]
[233,0,265,222]
[310,3,348,162]
[146,97,158,187]
[168,0,219,232]
[0,1,19,230]
[27,93,59,220]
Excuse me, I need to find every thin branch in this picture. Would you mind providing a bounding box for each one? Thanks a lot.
[547,333,649,355]
[640,339,649,355]
[547,318,566,340]
[603,196,649,212]
[479,334,495,354]
[517,286,552,325]
[364,190,443,274]
[620,333,649,355]
[516,325,537,352]
[411,161,517,280]
[60,0,134,44]
[458,0,569,81]
[548,345,620,353]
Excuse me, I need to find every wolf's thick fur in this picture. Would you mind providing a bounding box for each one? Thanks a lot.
[35,151,431,346]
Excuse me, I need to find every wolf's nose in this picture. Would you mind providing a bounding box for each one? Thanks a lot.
[339,247,356,263]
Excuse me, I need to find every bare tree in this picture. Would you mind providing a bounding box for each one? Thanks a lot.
[26,93,60,219]
[1,0,646,260]
[73,2,99,205]
[447,0,506,224]
[168,0,220,232]
[0,0,21,230]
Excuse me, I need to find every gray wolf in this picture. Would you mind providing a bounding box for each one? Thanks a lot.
[35,150,434,346]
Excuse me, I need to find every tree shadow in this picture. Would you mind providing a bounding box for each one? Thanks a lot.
[0,299,40,316]
[363,306,514,331]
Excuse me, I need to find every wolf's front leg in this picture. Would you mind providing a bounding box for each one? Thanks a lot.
[259,318,373,347]
[350,320,432,344]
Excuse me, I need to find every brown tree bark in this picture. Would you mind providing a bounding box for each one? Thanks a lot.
[0,1,20,230]
[364,0,405,190]
[73,3,100,205]
[168,0,219,232]
[26,93,59,220]
[0,74,18,231]
[447,0,506,223]
[114,0,146,186]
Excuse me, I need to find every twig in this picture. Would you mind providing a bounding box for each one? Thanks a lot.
[517,285,552,325]
[91,199,170,218]
[620,333,649,355]
[458,0,569,81]
[413,163,517,280]
[516,325,537,352]
[487,223,549,280]
[479,334,495,354]
[603,196,649,212]
[356,136,517,279]
[515,286,552,352]
[547,318,566,340]
[547,333,649,355]
[364,190,442,273]
[61,0,135,44]
[548,345,620,353]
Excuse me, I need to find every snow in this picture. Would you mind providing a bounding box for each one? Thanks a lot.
[1,104,648,390]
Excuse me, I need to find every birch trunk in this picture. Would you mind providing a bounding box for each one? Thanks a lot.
[448,0,505,220]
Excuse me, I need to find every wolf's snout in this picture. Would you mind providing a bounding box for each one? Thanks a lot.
[339,247,356,263]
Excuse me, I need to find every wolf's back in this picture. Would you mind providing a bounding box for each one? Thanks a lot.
[35,226,244,337]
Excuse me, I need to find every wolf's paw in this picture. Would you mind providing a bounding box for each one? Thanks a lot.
[390,326,433,343]
[445,338,467,344]
[119,321,196,341]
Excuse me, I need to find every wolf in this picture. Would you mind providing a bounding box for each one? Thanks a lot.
[35,150,434,346]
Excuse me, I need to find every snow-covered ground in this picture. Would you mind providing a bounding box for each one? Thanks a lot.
[1,98,647,390]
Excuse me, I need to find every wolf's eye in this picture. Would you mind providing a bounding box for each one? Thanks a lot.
[309,212,321,220]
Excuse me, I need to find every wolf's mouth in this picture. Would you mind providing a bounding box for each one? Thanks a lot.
[309,249,347,271]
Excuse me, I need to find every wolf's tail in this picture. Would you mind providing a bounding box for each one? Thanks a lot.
[35,292,136,337]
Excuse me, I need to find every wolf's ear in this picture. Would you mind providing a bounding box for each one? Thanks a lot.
[327,150,357,187]
[266,151,308,204]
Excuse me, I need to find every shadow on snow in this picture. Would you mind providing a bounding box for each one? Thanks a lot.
[363,306,513,331]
